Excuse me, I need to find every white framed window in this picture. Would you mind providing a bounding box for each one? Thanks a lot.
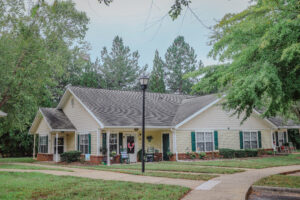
[39,136,48,153]
[109,133,118,154]
[243,131,258,149]
[79,134,89,154]
[196,131,214,152]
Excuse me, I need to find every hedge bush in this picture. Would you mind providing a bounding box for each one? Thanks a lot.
[60,151,81,163]
[219,148,258,159]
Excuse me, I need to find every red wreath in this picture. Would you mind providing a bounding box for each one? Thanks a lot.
[128,142,135,151]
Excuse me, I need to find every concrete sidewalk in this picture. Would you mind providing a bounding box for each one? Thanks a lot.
[0,163,203,189]
[183,165,300,200]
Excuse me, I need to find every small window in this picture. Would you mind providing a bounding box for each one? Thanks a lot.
[244,131,258,149]
[39,136,48,153]
[79,134,89,154]
[109,134,118,153]
[196,132,214,152]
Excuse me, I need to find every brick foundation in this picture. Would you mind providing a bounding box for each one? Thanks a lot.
[37,153,53,161]
[177,152,220,160]
[90,155,104,164]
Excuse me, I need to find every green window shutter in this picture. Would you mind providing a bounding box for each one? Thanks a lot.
[275,132,279,146]
[38,136,41,153]
[239,131,243,149]
[214,131,218,150]
[283,132,287,144]
[77,134,80,151]
[258,131,262,148]
[102,133,107,149]
[88,134,91,154]
[46,135,48,153]
[191,132,196,152]
[119,133,123,151]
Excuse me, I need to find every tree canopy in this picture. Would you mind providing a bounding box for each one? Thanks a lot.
[99,36,147,90]
[0,0,90,156]
[149,50,166,93]
[187,0,300,121]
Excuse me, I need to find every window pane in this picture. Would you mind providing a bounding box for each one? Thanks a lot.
[251,141,257,149]
[244,141,250,149]
[197,142,205,152]
[205,132,213,142]
[206,142,213,151]
[251,132,257,141]
[197,132,204,142]
[244,132,250,141]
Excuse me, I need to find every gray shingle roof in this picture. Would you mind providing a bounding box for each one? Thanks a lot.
[267,116,300,127]
[68,86,220,127]
[40,108,76,130]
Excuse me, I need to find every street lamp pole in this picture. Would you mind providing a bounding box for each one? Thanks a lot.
[142,86,146,173]
[139,75,149,173]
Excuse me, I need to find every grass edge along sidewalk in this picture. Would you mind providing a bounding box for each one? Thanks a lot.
[0,171,190,200]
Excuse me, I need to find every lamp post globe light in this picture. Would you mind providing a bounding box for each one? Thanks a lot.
[139,75,149,173]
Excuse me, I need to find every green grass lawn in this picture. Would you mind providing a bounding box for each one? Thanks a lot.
[0,172,190,200]
[162,154,300,169]
[0,157,35,163]
[0,164,73,172]
[73,163,243,174]
[254,174,300,188]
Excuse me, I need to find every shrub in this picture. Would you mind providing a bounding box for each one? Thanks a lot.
[190,153,196,159]
[245,149,258,157]
[219,148,235,158]
[167,152,173,159]
[266,150,274,155]
[258,149,265,155]
[235,150,246,158]
[199,152,206,159]
[60,151,81,163]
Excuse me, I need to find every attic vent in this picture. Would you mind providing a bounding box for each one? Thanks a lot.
[71,98,74,108]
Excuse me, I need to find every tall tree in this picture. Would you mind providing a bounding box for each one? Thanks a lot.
[100,36,146,90]
[165,36,199,94]
[0,0,89,156]
[188,0,300,121]
[148,50,166,93]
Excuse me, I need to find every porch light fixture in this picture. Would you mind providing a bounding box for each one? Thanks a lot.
[139,75,149,173]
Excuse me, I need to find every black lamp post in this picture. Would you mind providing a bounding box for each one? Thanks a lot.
[139,75,149,173]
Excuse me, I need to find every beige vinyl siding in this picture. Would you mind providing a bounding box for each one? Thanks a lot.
[218,130,240,150]
[261,130,272,149]
[63,95,100,132]
[176,130,191,153]
[179,105,273,130]
[90,131,97,155]
[36,118,50,134]
[66,133,75,151]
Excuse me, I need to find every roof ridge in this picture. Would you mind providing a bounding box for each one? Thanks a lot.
[68,85,198,98]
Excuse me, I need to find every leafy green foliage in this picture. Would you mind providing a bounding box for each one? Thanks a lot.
[149,50,166,93]
[169,0,191,20]
[165,36,202,94]
[99,36,147,90]
[0,0,89,156]
[60,151,82,163]
[188,0,300,121]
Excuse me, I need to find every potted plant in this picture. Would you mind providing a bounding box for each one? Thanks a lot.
[110,151,117,160]
[199,152,206,159]
[167,152,173,161]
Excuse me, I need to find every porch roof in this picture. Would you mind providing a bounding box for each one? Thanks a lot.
[39,108,76,131]
[0,110,7,117]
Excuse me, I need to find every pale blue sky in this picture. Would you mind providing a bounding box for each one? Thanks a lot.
[74,0,251,68]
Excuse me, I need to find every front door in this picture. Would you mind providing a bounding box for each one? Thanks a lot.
[124,133,137,163]
[162,134,170,160]
[53,137,64,162]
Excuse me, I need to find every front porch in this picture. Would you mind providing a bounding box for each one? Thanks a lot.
[34,128,174,164]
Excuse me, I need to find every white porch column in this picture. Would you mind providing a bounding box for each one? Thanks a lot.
[74,132,77,151]
[172,129,178,161]
[97,129,101,156]
[33,134,36,159]
[107,131,110,166]
[55,133,58,162]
